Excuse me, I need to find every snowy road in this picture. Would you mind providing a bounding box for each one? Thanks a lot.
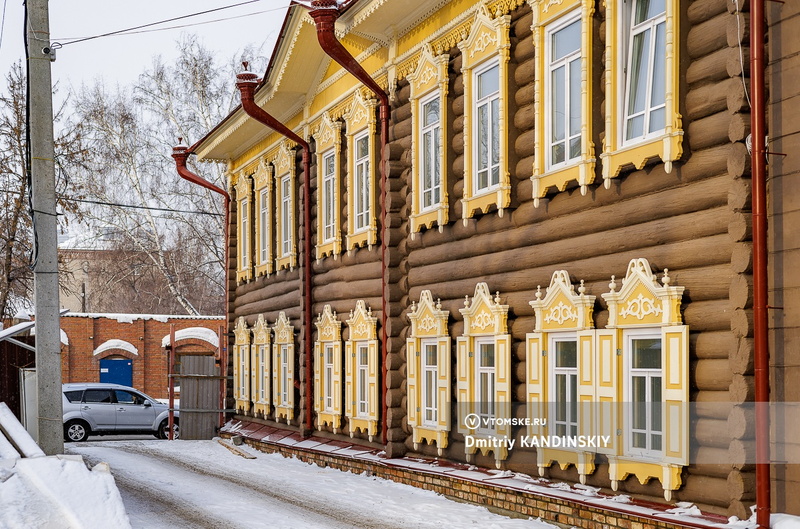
[67,440,557,529]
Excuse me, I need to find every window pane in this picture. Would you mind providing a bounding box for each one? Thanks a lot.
[627,30,651,118]
[632,376,646,428]
[478,103,489,172]
[491,98,500,172]
[357,136,369,159]
[423,98,439,128]
[635,0,666,24]
[568,58,582,138]
[479,343,495,368]
[477,65,499,99]
[651,376,663,432]
[556,373,567,422]
[555,340,577,368]
[632,338,661,369]
[552,20,581,61]
[425,345,437,367]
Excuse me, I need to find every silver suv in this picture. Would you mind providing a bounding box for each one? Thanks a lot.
[62,383,179,442]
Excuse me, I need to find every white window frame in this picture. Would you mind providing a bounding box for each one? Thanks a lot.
[624,330,664,460]
[356,342,369,418]
[475,336,496,433]
[324,343,335,412]
[259,189,269,265]
[322,150,336,243]
[622,0,667,145]
[473,60,501,194]
[240,198,249,270]
[280,175,292,258]
[353,132,370,233]
[419,92,442,213]
[420,338,439,427]
[550,333,578,438]
[239,345,248,398]
[280,343,290,406]
[545,14,582,171]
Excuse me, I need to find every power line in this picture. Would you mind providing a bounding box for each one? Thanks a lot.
[54,0,292,47]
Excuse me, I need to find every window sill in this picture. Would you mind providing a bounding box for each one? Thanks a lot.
[410,205,449,238]
[600,129,683,184]
[461,184,511,224]
[532,158,596,207]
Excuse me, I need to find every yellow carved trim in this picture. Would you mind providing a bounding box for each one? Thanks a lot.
[529,270,595,332]
[314,113,343,260]
[235,172,254,283]
[601,258,685,328]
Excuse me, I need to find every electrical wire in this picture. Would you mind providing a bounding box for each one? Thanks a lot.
[734,0,752,110]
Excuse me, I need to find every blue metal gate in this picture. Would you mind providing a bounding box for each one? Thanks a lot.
[99,358,132,386]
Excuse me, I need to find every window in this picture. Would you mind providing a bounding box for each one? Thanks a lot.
[407,290,451,453]
[279,344,290,406]
[475,63,500,193]
[114,390,145,405]
[259,189,269,265]
[552,337,578,437]
[272,312,295,423]
[83,389,113,403]
[421,340,438,426]
[280,175,291,258]
[233,317,251,415]
[235,174,253,282]
[64,390,83,403]
[254,160,272,277]
[258,345,268,401]
[345,300,379,441]
[356,343,369,417]
[409,45,450,237]
[353,132,370,233]
[547,19,581,169]
[314,304,343,432]
[345,91,377,250]
[322,151,336,242]
[456,282,511,467]
[623,0,666,142]
[601,0,682,183]
[458,6,512,223]
[627,334,663,457]
[240,198,249,270]
[251,314,271,418]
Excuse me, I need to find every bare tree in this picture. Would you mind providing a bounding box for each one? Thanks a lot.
[0,61,86,318]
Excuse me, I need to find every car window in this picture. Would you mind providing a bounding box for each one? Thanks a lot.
[64,390,83,403]
[114,390,146,405]
[83,389,113,403]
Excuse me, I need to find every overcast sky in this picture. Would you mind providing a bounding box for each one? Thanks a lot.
[0,1,294,93]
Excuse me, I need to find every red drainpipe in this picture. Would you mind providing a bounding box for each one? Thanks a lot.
[172,142,231,429]
[236,66,315,436]
[750,0,770,527]
[307,0,391,446]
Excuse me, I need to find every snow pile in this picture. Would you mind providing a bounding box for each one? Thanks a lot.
[726,506,800,529]
[0,403,44,459]
[0,455,131,529]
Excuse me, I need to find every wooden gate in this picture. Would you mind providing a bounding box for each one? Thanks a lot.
[178,355,219,440]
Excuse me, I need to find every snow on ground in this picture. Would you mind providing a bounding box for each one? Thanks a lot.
[68,439,559,529]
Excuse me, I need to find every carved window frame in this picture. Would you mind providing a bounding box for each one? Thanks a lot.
[345,300,379,441]
[456,282,511,468]
[530,0,596,207]
[526,270,596,482]
[345,91,378,251]
[233,316,251,414]
[251,314,272,419]
[407,290,451,455]
[314,113,343,260]
[599,257,688,501]
[409,44,450,237]
[458,5,512,224]
[235,173,253,283]
[272,311,295,424]
[601,0,682,185]
[272,142,297,271]
[254,160,273,277]
[314,304,343,433]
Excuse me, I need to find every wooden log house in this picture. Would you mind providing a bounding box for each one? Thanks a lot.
[185,0,799,522]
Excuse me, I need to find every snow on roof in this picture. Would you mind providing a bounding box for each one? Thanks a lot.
[62,313,224,323]
[161,327,219,348]
[93,339,139,357]
[28,326,69,346]
[0,321,36,342]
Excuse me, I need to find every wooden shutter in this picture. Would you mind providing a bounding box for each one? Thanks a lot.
[314,342,322,413]
[456,336,472,435]
[436,336,451,432]
[662,325,689,465]
[526,332,546,437]
[345,341,355,419]
[595,329,620,455]
[367,339,379,421]
[406,339,419,428]
[494,334,512,440]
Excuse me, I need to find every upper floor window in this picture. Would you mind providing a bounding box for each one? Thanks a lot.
[240,198,249,269]
[259,189,269,263]
[547,18,581,169]
[353,132,370,232]
[322,151,336,242]
[280,174,292,258]
[458,6,512,224]
[409,44,450,237]
[253,160,272,277]
[314,113,342,260]
[235,173,253,283]
[623,0,667,143]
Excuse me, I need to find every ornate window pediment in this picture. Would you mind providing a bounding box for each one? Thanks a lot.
[458,4,512,223]
[460,282,509,336]
[602,258,684,328]
[345,91,378,251]
[315,305,343,432]
[529,270,595,332]
[345,300,379,441]
[314,113,343,260]
[407,290,451,454]
[409,44,450,237]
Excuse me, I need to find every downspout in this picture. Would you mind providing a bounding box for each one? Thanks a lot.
[172,141,231,429]
[236,66,315,435]
[308,0,391,446]
[749,1,770,527]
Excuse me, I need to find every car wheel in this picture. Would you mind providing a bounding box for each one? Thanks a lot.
[64,420,90,442]
[157,419,179,440]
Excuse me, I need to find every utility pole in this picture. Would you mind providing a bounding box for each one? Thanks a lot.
[27,0,63,455]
